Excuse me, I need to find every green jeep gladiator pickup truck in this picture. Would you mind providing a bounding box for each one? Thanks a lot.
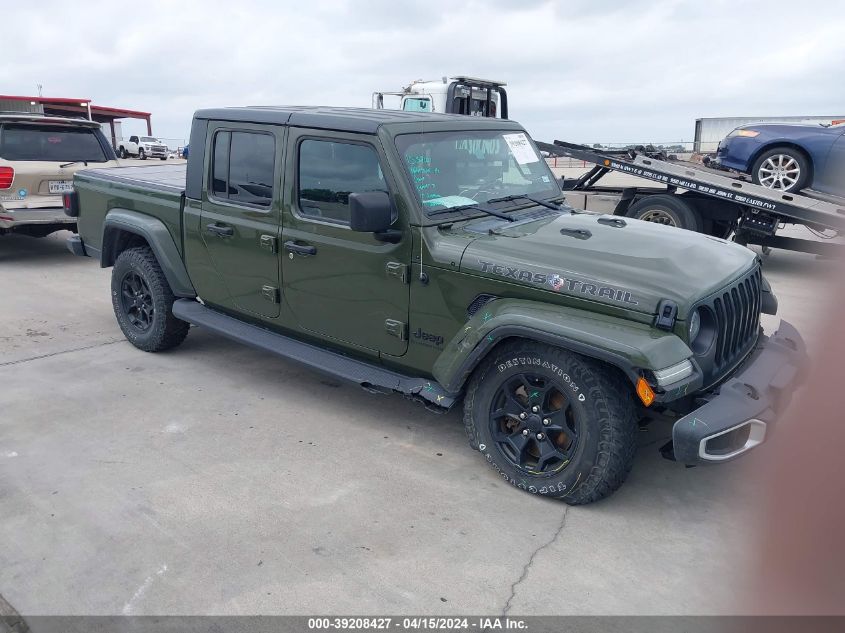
[65,106,806,504]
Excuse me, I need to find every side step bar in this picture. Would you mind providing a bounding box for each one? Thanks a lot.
[172,299,458,410]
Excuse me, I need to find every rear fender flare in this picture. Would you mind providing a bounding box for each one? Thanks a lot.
[102,209,196,298]
[432,298,693,394]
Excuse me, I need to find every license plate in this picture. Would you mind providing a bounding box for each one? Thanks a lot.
[48,180,74,194]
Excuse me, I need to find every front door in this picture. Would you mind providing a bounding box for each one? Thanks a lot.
[199,123,283,319]
[281,129,410,356]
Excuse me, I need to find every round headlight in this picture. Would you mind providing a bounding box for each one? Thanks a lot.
[689,307,717,355]
[688,309,701,343]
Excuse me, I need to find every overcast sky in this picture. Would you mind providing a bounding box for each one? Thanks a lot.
[4,0,844,145]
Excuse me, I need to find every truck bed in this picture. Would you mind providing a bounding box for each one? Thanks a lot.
[73,164,187,259]
[82,163,187,194]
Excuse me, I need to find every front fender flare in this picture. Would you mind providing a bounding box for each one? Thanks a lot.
[432,298,693,394]
[102,209,196,298]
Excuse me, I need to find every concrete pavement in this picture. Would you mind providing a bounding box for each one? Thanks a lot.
[0,228,837,615]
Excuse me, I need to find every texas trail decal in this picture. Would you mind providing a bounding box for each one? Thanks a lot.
[478,260,639,305]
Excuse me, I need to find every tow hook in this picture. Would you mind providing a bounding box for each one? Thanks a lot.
[659,440,695,468]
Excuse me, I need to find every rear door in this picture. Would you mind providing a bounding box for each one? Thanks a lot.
[198,122,284,319]
[280,128,410,356]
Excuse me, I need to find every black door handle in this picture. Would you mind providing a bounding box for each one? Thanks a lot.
[207,223,234,237]
[284,240,317,256]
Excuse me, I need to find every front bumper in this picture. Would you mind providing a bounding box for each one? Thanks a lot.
[710,136,761,173]
[0,206,75,229]
[671,320,806,464]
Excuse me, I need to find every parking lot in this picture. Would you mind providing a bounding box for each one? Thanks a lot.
[0,218,837,616]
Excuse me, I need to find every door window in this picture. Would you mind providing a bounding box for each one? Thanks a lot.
[297,139,385,224]
[210,130,275,207]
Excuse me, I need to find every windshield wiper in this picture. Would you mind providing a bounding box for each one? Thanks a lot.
[486,194,562,211]
[59,160,89,168]
[427,203,515,222]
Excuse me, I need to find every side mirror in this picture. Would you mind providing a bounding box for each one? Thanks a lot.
[349,191,394,233]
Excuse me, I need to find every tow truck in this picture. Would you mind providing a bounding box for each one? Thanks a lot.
[537,140,845,256]
[372,78,843,253]
[372,76,507,118]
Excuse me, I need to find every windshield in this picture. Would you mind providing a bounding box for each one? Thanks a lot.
[395,130,559,213]
[0,124,108,162]
[403,98,432,112]
[140,137,160,142]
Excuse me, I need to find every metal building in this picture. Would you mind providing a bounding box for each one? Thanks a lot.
[693,115,845,153]
[0,95,153,149]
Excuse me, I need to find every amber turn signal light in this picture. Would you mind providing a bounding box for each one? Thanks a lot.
[636,377,655,407]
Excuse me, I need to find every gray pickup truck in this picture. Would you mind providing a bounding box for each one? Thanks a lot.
[64,106,806,504]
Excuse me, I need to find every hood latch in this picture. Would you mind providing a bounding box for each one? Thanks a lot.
[655,299,678,331]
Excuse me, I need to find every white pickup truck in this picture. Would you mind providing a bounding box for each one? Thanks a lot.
[116,135,169,160]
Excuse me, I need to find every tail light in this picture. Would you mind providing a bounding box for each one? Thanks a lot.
[0,166,14,189]
[62,191,80,217]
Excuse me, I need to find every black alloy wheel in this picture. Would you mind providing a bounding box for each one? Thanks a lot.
[489,372,580,475]
[120,271,155,332]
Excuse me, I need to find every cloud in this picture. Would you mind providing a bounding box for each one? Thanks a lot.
[4,0,843,144]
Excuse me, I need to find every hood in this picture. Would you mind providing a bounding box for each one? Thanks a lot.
[458,211,757,318]
[738,122,840,135]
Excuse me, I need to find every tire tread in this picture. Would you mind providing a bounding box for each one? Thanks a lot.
[463,340,637,505]
[112,246,189,352]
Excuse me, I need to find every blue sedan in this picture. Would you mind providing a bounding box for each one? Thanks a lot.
[712,122,844,196]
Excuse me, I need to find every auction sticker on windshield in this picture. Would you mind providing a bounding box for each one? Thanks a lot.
[503,132,538,165]
[422,195,478,209]
[48,180,74,194]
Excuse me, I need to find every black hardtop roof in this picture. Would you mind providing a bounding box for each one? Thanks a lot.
[193,105,523,134]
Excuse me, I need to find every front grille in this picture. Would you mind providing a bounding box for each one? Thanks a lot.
[701,265,762,384]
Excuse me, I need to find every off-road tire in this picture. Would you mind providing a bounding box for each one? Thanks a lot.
[626,194,702,232]
[111,246,189,352]
[118,146,127,159]
[139,148,146,160]
[463,340,637,505]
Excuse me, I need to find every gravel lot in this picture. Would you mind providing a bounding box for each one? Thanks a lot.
[0,214,838,615]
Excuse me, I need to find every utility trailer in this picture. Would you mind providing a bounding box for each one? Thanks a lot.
[537,140,845,256]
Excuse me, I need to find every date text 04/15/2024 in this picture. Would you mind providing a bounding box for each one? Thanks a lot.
[307,616,528,630]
